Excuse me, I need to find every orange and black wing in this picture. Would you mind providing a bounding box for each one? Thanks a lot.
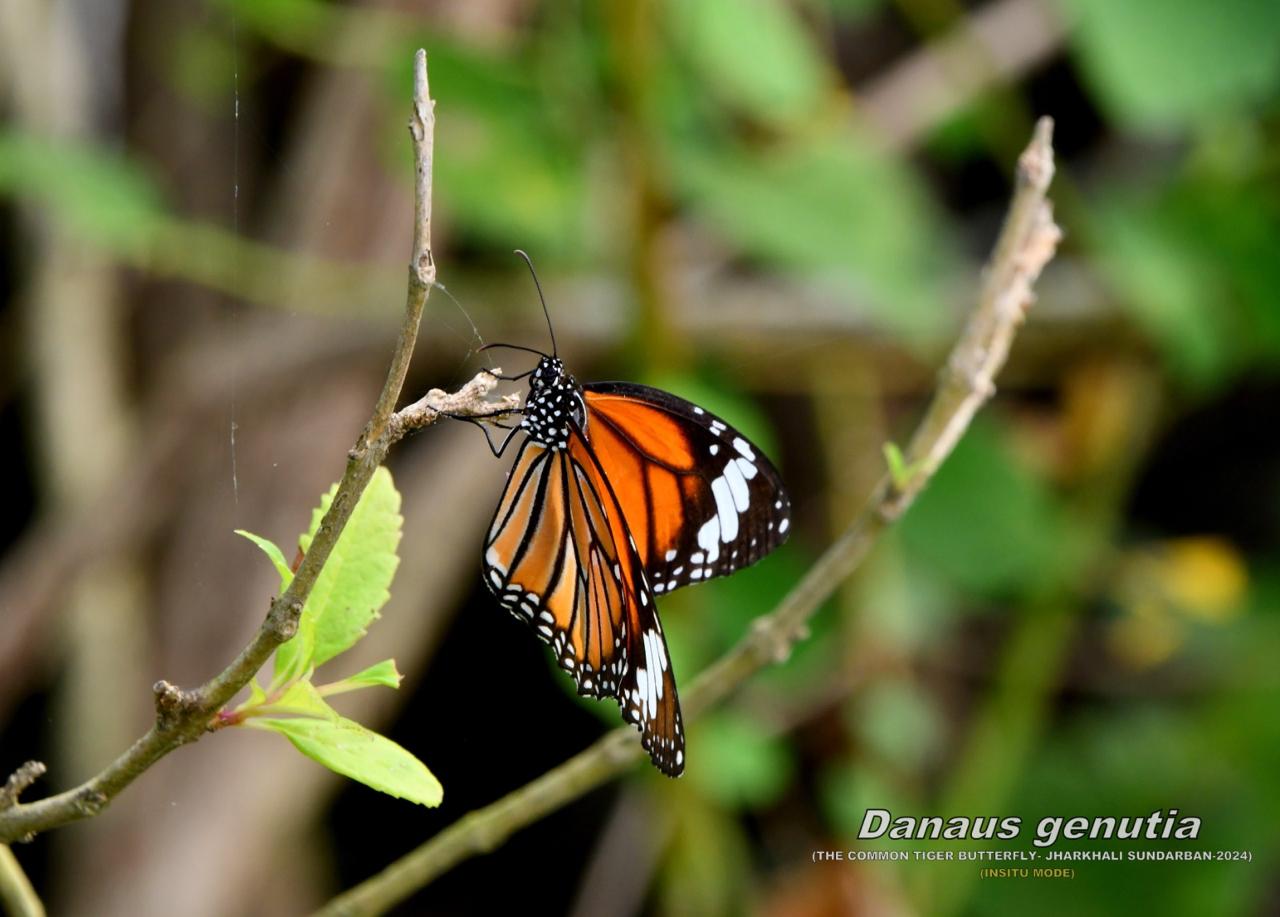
[581,382,790,596]
[483,436,685,775]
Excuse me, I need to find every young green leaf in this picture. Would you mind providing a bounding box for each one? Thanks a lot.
[272,615,315,689]
[318,659,403,697]
[252,715,442,807]
[245,676,267,707]
[267,680,337,720]
[273,467,403,682]
[882,442,912,490]
[235,529,294,591]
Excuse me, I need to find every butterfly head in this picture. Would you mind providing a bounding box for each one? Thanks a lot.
[530,355,567,391]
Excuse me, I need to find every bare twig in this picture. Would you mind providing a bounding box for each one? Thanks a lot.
[314,117,1061,917]
[0,50,514,847]
[0,845,44,917]
[0,764,45,811]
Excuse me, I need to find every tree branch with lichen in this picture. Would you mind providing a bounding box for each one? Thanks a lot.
[0,50,517,847]
[313,117,1062,917]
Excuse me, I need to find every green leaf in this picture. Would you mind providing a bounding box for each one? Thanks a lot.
[882,441,911,489]
[235,529,294,591]
[268,680,336,719]
[664,0,829,128]
[245,677,267,707]
[272,610,315,688]
[253,715,442,807]
[273,467,403,682]
[318,659,403,696]
[1063,0,1280,130]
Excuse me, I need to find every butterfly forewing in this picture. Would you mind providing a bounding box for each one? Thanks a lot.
[582,383,791,596]
[484,435,685,775]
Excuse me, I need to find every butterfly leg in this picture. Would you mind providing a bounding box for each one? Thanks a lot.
[443,411,525,457]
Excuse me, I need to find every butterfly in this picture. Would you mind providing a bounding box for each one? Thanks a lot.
[466,253,791,776]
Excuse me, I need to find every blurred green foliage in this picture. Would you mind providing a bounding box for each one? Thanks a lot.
[4,0,1280,913]
[900,420,1071,595]
[1064,0,1280,129]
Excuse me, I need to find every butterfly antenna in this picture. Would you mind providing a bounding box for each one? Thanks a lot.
[514,249,557,357]
[479,342,547,358]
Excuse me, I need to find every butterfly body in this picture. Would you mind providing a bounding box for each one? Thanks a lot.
[517,357,585,451]
[482,352,790,777]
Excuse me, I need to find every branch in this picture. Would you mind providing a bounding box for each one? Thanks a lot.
[314,117,1062,917]
[0,764,44,812]
[0,50,513,847]
[0,845,43,917]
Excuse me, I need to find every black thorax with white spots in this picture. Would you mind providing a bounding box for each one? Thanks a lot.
[521,357,587,451]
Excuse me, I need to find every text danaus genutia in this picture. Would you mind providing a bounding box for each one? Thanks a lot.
[462,252,791,776]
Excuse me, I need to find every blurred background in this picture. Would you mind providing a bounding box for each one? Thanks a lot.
[2,0,1279,914]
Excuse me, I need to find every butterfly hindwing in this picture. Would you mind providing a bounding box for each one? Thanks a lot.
[484,434,685,775]
[581,382,791,597]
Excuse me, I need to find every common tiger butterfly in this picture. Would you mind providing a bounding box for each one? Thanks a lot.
[467,253,791,776]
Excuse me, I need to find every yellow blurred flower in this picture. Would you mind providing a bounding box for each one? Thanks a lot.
[1107,536,1247,668]
[1158,537,1247,622]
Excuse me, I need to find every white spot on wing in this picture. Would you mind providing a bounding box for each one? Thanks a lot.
[735,457,758,480]
[733,437,755,460]
[711,476,739,542]
[723,459,750,512]
[636,665,655,719]
[697,517,721,562]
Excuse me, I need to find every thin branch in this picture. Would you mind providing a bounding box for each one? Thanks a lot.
[0,765,45,811]
[314,117,1062,917]
[365,50,436,445]
[0,845,44,917]
[0,50,515,847]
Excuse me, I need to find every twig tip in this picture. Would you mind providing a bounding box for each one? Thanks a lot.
[1018,116,1057,192]
[0,761,48,809]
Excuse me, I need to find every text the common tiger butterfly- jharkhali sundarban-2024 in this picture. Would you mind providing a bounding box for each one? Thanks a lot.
[457,253,790,776]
